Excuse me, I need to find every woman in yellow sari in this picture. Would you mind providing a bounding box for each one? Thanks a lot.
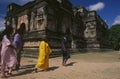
[34,37,51,72]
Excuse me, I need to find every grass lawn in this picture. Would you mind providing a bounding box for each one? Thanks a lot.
[1,51,120,79]
[70,51,120,63]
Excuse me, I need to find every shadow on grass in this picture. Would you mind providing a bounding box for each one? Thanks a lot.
[13,64,59,77]
[47,66,59,71]
[13,68,34,77]
[66,62,76,66]
[13,64,35,77]
[21,64,35,69]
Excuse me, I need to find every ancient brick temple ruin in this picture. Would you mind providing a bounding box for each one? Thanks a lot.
[5,0,110,56]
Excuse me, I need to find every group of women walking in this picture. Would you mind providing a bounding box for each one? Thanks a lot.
[0,24,70,78]
[0,24,26,78]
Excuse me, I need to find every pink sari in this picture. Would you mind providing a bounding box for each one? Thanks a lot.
[0,35,17,76]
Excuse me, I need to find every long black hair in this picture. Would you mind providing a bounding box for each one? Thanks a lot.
[0,31,4,41]
[0,26,13,41]
[17,23,26,35]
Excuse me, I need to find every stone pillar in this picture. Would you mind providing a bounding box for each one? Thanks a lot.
[71,39,76,49]
[30,12,34,31]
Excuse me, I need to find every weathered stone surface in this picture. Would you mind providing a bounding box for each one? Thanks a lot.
[5,0,110,56]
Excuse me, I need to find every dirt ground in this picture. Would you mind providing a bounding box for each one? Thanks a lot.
[1,52,120,79]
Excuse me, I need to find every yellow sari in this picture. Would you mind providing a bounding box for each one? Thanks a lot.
[35,41,51,69]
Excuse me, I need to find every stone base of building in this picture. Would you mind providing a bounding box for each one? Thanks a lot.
[80,48,113,52]
[22,48,63,58]
[22,47,112,58]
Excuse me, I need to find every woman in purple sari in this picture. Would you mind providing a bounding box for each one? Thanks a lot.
[13,23,26,71]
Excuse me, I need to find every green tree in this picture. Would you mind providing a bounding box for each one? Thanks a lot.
[109,24,120,50]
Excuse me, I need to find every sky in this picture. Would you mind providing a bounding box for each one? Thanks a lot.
[0,0,120,30]
[69,0,120,28]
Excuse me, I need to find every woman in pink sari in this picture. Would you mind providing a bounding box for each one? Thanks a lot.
[0,26,17,78]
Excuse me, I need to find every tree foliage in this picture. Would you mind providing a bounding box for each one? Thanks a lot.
[109,24,120,50]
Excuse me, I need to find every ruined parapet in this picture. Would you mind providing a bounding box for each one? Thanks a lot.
[5,0,73,57]
[5,1,111,57]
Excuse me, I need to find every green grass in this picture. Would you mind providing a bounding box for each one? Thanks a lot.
[71,51,120,63]
[25,51,120,63]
